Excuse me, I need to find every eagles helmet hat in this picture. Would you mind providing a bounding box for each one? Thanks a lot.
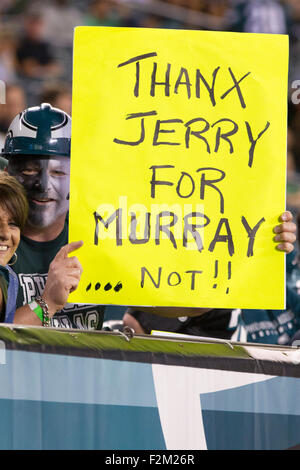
[1,103,71,158]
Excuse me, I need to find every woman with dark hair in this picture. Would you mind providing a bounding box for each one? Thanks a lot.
[0,171,83,326]
[0,171,28,322]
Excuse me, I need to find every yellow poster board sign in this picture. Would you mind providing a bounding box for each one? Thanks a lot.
[69,27,288,309]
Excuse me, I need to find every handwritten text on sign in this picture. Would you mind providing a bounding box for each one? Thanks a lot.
[70,27,288,309]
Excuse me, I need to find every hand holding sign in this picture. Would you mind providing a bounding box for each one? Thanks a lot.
[274,211,297,253]
[43,241,83,315]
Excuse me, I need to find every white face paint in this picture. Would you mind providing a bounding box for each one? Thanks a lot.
[8,156,70,229]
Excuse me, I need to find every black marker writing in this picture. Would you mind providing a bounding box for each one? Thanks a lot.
[208,218,234,256]
[220,68,251,109]
[141,266,203,290]
[241,216,266,256]
[117,52,158,97]
[113,111,157,146]
[245,121,270,168]
[117,55,251,108]
[150,165,225,214]
[94,209,122,246]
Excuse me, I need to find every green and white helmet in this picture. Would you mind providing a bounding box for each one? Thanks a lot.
[1,103,71,158]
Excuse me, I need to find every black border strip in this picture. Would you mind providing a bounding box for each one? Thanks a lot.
[4,339,300,379]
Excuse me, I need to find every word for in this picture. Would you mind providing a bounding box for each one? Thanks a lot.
[113,111,270,168]
[93,209,265,257]
[118,52,250,109]
[86,281,123,292]
[150,165,225,213]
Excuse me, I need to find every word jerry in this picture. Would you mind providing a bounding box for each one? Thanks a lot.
[93,209,265,257]
[113,110,270,168]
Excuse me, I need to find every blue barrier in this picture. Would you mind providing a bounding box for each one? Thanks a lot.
[0,324,299,450]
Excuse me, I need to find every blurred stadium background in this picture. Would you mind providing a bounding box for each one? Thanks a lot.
[1,0,299,321]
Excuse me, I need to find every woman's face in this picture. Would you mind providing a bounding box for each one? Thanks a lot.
[0,205,20,266]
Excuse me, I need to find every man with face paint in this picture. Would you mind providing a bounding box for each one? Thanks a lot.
[2,103,105,329]
[8,156,70,236]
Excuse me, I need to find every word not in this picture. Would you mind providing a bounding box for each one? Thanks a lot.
[93,209,265,257]
[113,111,270,168]
[141,262,232,293]
[118,52,250,109]
[141,266,203,290]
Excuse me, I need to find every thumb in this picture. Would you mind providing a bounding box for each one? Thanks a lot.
[55,240,84,260]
